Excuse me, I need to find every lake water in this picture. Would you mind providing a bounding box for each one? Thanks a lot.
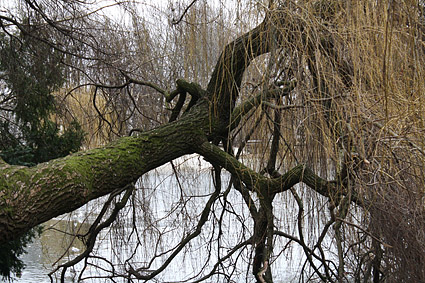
[12,154,336,282]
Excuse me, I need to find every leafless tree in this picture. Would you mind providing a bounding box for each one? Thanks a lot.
[1,0,424,282]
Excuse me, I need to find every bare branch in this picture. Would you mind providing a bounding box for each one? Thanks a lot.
[171,0,199,25]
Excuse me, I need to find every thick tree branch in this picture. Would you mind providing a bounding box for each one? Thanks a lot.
[0,117,207,243]
[207,19,275,123]
[195,141,365,205]
[0,17,278,243]
[175,79,205,100]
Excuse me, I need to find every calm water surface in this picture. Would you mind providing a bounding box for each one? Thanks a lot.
[12,155,332,282]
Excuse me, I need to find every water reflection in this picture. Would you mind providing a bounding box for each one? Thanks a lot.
[14,219,90,282]
[13,155,334,282]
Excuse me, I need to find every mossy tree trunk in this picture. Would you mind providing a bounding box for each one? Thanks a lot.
[0,18,276,244]
[0,115,205,243]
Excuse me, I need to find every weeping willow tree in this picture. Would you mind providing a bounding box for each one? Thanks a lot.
[0,0,424,282]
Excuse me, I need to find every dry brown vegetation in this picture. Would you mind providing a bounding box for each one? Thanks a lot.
[1,0,424,282]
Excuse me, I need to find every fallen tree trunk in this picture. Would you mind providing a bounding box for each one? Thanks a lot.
[0,114,204,243]
[0,18,274,243]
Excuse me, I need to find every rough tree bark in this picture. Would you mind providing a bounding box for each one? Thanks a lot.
[0,17,270,243]
[0,14,343,245]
